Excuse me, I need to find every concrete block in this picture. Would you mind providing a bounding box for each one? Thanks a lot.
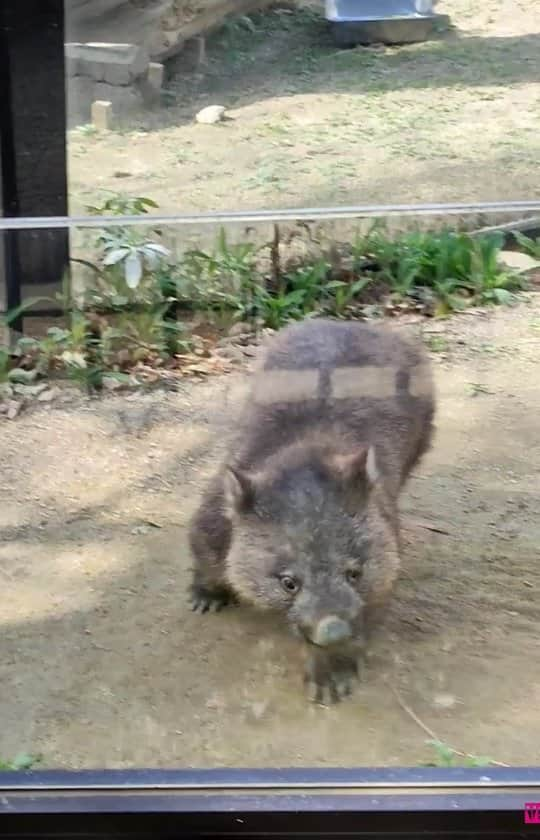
[91,100,113,130]
[65,42,149,84]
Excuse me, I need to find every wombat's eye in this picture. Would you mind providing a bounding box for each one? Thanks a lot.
[280,575,300,594]
[346,568,361,584]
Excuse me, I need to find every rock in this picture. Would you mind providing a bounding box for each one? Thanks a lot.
[131,524,150,536]
[13,382,49,397]
[246,700,269,721]
[432,692,460,709]
[8,368,38,385]
[215,344,245,363]
[499,250,540,274]
[102,375,124,392]
[0,383,13,400]
[37,387,61,402]
[195,105,226,125]
[6,400,22,420]
[61,350,87,368]
[117,406,155,434]
[228,321,252,337]
[60,387,80,403]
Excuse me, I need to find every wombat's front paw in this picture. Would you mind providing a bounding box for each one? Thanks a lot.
[189,583,237,613]
[304,650,360,705]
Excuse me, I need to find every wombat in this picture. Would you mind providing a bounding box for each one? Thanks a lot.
[188,318,435,704]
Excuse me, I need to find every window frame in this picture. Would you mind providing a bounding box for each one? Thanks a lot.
[0,4,539,834]
[1,766,540,837]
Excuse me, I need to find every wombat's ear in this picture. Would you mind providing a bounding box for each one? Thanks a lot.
[223,467,256,516]
[327,446,379,501]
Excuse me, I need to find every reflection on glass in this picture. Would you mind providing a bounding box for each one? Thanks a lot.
[1,0,539,773]
[65,0,540,215]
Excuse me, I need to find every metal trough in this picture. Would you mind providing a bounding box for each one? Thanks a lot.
[325,0,450,46]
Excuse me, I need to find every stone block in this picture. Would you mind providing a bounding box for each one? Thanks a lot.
[65,42,149,84]
[91,99,113,130]
[147,62,164,91]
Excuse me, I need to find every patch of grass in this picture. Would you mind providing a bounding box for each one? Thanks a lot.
[513,231,540,260]
[74,123,98,137]
[351,222,524,316]
[423,740,495,768]
[171,226,261,319]
[1,196,195,393]
[245,163,286,192]
[2,194,533,397]
[164,220,523,330]
[0,753,42,771]
[425,335,449,353]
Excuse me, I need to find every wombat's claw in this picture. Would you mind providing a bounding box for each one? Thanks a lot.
[304,655,359,705]
[189,584,236,614]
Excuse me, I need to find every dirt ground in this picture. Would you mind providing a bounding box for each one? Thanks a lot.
[67,0,540,217]
[1,298,539,769]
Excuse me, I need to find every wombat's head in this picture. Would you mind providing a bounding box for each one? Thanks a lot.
[223,443,384,648]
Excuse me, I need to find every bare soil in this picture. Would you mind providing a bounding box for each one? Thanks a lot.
[1,299,539,769]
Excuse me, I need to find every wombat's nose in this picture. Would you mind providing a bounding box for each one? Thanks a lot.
[312,616,352,646]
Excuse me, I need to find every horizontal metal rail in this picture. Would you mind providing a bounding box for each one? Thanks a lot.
[1,200,540,230]
[1,770,538,838]
[1,767,539,793]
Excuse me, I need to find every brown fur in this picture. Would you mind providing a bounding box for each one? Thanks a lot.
[188,318,435,702]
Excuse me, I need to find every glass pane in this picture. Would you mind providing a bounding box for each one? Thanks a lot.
[1,208,539,769]
[64,0,540,215]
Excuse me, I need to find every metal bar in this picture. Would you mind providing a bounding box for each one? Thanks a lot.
[2,779,540,791]
[1,771,538,837]
[1,200,540,231]
[1,766,539,792]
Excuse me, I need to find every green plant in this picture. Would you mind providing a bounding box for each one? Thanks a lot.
[174,227,260,317]
[285,260,329,309]
[0,348,10,383]
[86,194,159,217]
[324,277,373,316]
[513,230,540,259]
[252,288,307,329]
[15,314,107,391]
[101,306,191,364]
[423,740,494,768]
[83,194,171,309]
[102,240,171,290]
[242,260,329,328]
[0,753,42,771]
[351,224,523,315]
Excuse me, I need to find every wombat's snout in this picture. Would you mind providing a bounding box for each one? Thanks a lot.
[311,616,352,646]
